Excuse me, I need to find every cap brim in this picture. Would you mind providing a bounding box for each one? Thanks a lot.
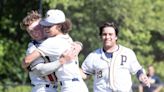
[39,19,54,27]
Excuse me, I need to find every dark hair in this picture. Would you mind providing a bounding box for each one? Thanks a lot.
[20,10,41,30]
[99,22,119,36]
[58,19,72,34]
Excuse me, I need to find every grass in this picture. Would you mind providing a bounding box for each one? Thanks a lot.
[0,83,163,92]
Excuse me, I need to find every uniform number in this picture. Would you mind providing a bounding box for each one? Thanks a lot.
[97,70,102,78]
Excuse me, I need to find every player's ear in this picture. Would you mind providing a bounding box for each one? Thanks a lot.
[56,25,62,30]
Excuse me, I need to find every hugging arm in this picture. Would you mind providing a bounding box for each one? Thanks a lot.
[30,41,83,76]
[22,50,41,70]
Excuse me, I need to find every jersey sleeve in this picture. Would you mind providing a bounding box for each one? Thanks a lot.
[129,50,142,75]
[82,53,95,75]
[32,60,61,76]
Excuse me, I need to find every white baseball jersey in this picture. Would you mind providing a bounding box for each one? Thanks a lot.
[82,45,142,92]
[26,41,57,92]
[37,34,88,92]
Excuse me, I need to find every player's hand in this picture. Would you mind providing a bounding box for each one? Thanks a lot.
[59,42,83,64]
[21,59,30,71]
[60,49,76,64]
[71,41,83,56]
[139,74,150,87]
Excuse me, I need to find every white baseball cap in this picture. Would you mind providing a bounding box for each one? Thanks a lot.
[40,9,65,26]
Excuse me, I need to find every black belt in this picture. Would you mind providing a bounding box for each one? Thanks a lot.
[32,84,57,88]
[60,78,79,86]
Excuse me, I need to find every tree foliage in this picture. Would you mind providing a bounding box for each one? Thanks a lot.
[0,0,163,84]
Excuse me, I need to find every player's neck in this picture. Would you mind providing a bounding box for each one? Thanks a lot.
[103,44,119,53]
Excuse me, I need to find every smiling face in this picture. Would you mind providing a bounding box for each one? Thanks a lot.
[27,19,45,41]
[101,26,118,50]
[43,24,62,37]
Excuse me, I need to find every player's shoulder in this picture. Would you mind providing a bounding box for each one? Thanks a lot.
[41,36,62,45]
[83,48,101,64]
[87,48,102,57]
[45,34,72,43]
[91,48,101,53]
[27,41,35,48]
[26,42,37,55]
[119,45,134,53]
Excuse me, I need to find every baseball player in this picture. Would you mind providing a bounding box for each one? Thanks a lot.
[81,22,150,92]
[21,10,58,92]
[22,9,88,92]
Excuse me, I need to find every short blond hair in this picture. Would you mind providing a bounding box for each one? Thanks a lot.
[20,10,41,30]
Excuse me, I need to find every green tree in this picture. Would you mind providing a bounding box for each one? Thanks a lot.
[0,0,49,84]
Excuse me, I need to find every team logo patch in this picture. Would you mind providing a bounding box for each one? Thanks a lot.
[120,55,127,65]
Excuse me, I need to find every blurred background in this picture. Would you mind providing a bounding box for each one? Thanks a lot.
[0,0,163,92]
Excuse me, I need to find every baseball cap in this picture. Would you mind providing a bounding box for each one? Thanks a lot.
[40,9,65,26]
